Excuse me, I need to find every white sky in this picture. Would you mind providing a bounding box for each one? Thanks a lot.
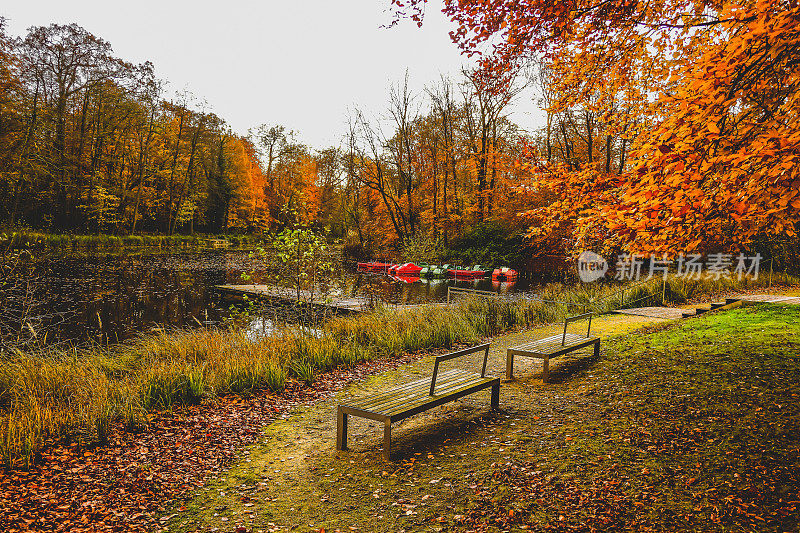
[2,0,543,148]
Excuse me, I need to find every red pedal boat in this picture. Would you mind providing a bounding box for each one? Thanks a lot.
[492,267,518,281]
[447,265,488,279]
[358,261,395,272]
[390,262,422,276]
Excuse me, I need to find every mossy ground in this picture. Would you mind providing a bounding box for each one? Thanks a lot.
[167,305,800,532]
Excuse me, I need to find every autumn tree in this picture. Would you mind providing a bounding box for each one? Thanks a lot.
[0,18,26,225]
[16,24,125,227]
[393,0,800,255]
[0,22,269,235]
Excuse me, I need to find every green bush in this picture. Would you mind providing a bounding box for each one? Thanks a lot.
[443,221,526,268]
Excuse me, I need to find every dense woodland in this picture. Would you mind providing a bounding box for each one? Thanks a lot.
[393,0,800,257]
[0,21,274,235]
[0,19,648,260]
[0,20,541,254]
[3,1,800,260]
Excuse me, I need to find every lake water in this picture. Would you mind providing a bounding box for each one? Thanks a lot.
[0,249,564,347]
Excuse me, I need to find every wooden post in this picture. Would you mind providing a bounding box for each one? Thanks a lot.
[480,344,489,377]
[505,351,514,381]
[769,258,773,288]
[430,358,441,396]
[542,357,550,383]
[594,340,600,359]
[491,383,500,410]
[336,407,348,451]
[383,419,392,460]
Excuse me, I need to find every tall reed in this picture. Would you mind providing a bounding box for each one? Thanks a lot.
[1,273,796,467]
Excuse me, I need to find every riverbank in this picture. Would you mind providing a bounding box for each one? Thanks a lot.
[167,302,800,533]
[0,230,267,250]
[1,277,797,468]
[0,350,430,533]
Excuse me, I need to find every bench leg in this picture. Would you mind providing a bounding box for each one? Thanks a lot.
[336,407,348,451]
[542,357,549,383]
[491,383,500,410]
[594,340,600,358]
[505,350,514,381]
[383,419,391,460]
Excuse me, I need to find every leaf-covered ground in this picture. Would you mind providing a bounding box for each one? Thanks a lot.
[166,305,800,533]
[0,351,427,533]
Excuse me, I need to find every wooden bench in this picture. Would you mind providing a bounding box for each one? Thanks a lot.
[336,343,500,459]
[506,313,599,382]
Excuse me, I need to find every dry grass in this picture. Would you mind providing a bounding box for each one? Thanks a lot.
[1,274,796,468]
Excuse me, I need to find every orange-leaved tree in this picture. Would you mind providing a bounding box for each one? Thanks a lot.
[393,0,800,254]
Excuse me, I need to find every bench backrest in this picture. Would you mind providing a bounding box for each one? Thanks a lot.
[430,343,491,395]
[562,312,594,345]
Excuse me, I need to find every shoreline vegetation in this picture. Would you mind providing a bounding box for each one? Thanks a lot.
[1,274,796,469]
[172,304,799,533]
[0,230,268,251]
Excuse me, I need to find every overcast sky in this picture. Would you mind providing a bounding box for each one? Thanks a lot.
[3,0,543,148]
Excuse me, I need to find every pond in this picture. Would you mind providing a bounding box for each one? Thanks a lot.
[0,249,568,348]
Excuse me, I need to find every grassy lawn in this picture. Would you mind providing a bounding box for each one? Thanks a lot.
[165,304,800,532]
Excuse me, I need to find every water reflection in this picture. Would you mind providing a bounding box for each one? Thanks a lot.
[1,249,549,347]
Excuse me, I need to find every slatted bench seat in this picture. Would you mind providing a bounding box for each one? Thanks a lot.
[337,343,500,459]
[506,313,599,382]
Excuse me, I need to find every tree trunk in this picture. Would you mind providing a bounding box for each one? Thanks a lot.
[166,110,186,232]
[170,119,203,234]
[54,90,69,228]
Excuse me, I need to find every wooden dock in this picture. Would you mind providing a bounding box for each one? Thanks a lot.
[215,284,368,312]
[613,306,691,320]
[215,284,449,314]
[734,294,800,305]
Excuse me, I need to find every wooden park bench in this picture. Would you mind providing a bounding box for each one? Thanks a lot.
[506,312,599,382]
[337,343,500,459]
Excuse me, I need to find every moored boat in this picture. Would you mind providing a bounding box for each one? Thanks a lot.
[447,265,488,279]
[396,262,423,275]
[492,267,518,281]
[370,262,394,272]
[389,262,423,276]
[419,264,436,277]
[431,264,450,278]
[358,261,395,272]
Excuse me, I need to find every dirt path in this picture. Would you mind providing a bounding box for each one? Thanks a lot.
[166,314,659,533]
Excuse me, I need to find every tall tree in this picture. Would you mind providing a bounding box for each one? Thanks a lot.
[17,24,123,227]
[393,0,800,254]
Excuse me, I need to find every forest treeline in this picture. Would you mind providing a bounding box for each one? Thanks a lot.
[394,0,800,258]
[0,19,612,258]
[7,9,796,261]
[0,21,275,235]
[0,20,531,248]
